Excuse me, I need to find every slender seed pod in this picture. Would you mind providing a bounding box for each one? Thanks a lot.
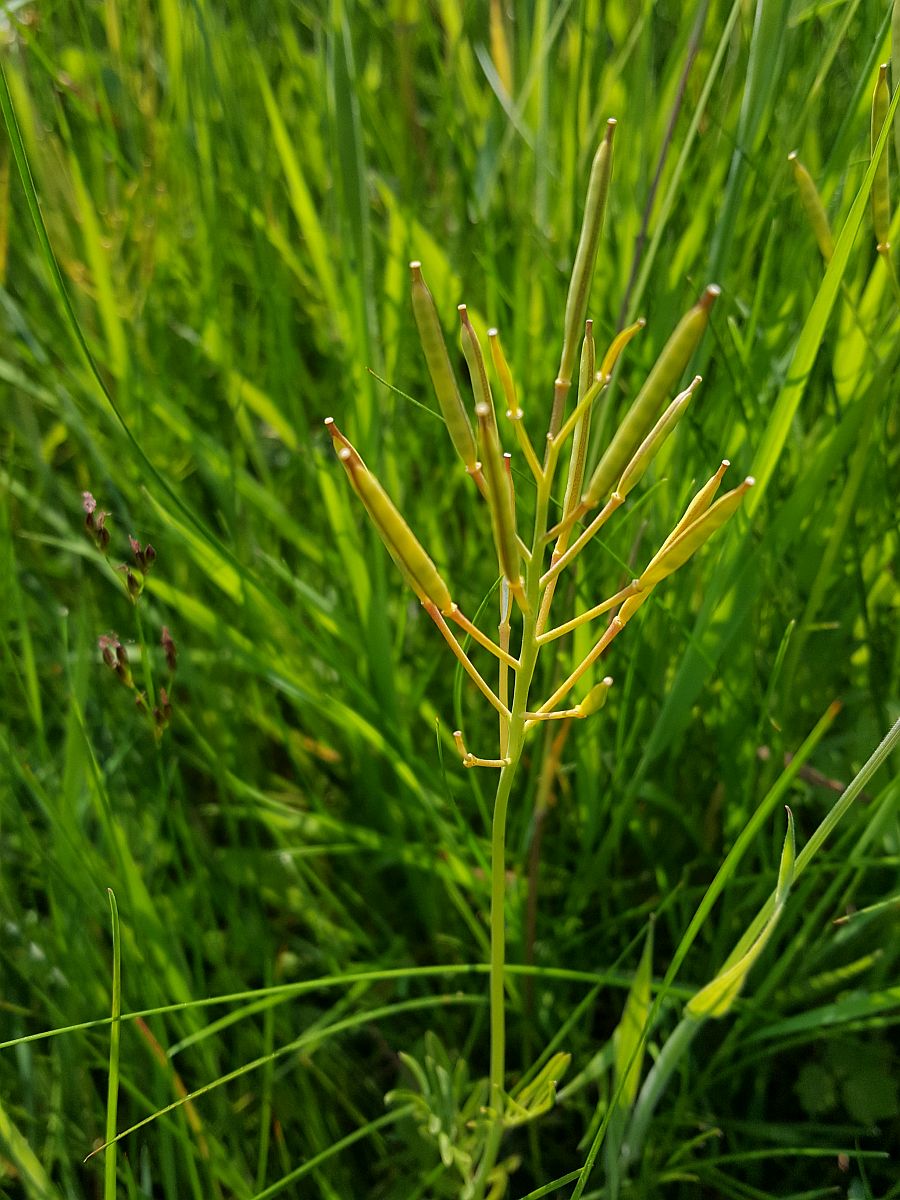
[787,152,834,264]
[558,119,617,389]
[325,418,453,613]
[616,375,701,500]
[460,305,499,441]
[871,64,891,250]
[598,317,646,381]
[561,322,596,519]
[577,676,613,717]
[639,477,753,589]
[410,262,479,473]
[488,328,520,417]
[659,459,730,553]
[476,402,521,588]
[584,285,719,509]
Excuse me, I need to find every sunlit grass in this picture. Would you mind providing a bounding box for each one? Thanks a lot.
[1,2,897,1197]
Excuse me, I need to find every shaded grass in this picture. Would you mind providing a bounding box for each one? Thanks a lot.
[0,1,898,1197]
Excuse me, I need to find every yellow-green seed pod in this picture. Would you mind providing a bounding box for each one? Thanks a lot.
[460,305,499,440]
[598,317,646,381]
[659,459,730,554]
[488,328,520,418]
[639,477,753,589]
[325,418,453,613]
[558,120,617,387]
[577,675,613,717]
[584,285,719,509]
[871,64,891,249]
[561,321,596,519]
[787,152,834,264]
[476,402,520,587]
[410,262,479,473]
[616,375,701,500]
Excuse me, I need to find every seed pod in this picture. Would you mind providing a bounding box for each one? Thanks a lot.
[558,119,616,389]
[325,418,453,613]
[598,317,646,381]
[410,262,479,473]
[659,459,730,553]
[577,675,613,717]
[616,375,701,500]
[488,328,519,418]
[476,402,521,588]
[584,285,719,509]
[871,64,891,249]
[561,321,596,519]
[639,477,753,589]
[459,305,499,440]
[788,152,834,264]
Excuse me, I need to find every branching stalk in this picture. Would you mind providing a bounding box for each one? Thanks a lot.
[449,606,520,670]
[424,602,511,719]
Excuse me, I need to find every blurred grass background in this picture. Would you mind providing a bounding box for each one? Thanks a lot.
[1,0,898,1196]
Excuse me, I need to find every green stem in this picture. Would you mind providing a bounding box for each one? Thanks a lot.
[104,889,121,1200]
[474,453,556,1200]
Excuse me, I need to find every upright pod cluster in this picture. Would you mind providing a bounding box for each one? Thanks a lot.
[326,117,753,1196]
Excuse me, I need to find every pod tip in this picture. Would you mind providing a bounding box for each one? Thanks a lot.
[787,150,798,162]
[487,327,498,338]
[700,284,721,311]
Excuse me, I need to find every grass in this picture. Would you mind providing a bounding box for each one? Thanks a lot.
[1,1,898,1197]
